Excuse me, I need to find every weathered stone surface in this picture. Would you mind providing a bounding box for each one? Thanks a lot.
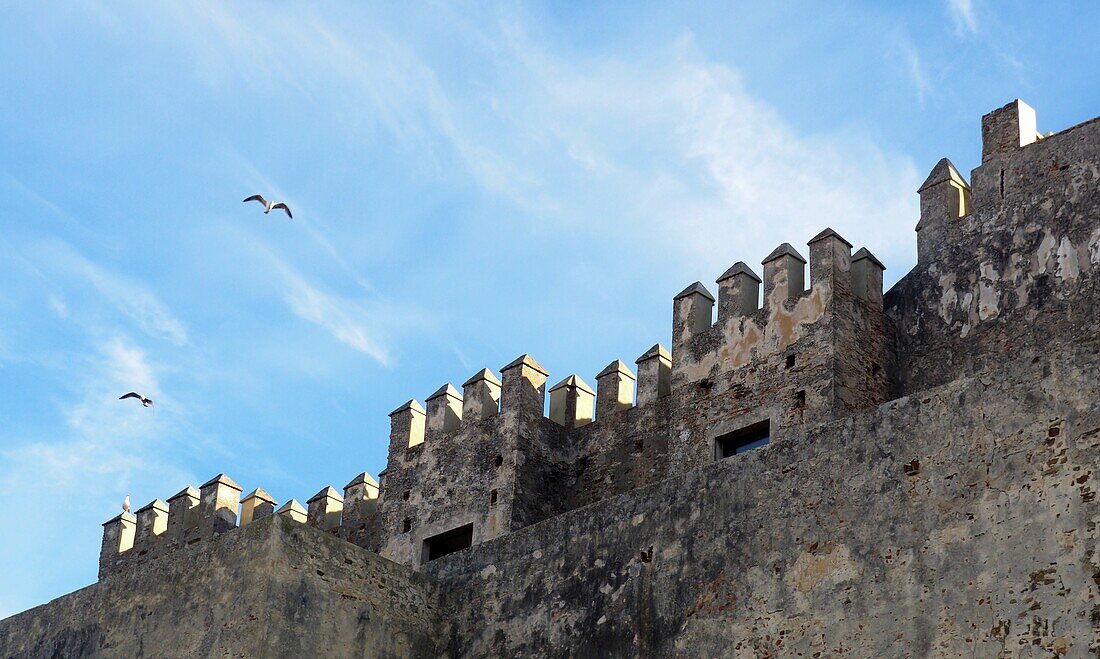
[426,348,1100,656]
[2,99,1099,658]
[0,516,440,658]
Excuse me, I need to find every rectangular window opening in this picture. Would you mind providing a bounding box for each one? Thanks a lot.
[784,354,796,369]
[423,523,474,563]
[489,489,498,505]
[715,419,771,460]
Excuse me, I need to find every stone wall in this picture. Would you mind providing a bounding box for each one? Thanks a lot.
[887,106,1100,400]
[0,515,441,659]
[566,396,672,510]
[425,343,1100,657]
[667,233,893,474]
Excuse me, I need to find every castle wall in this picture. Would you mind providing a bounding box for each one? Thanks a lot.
[887,109,1100,398]
[425,344,1100,657]
[565,396,672,510]
[0,516,441,659]
[667,235,893,474]
[5,98,1097,658]
[379,412,520,566]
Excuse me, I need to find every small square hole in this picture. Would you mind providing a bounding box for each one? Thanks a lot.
[634,439,644,453]
[402,490,410,501]
[785,354,796,369]
[489,489,498,506]
[402,518,412,533]
[795,390,806,408]
[494,455,504,468]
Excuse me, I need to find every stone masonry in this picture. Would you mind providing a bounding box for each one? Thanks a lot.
[0,99,1097,657]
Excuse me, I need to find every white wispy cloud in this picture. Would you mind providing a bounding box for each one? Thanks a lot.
[474,24,922,270]
[84,2,922,284]
[900,42,932,107]
[41,240,189,345]
[948,0,977,35]
[249,242,406,367]
[282,270,391,366]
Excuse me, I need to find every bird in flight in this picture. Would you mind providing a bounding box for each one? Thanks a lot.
[243,194,293,218]
[119,392,153,407]
[122,495,131,514]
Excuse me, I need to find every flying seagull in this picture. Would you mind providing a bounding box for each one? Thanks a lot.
[119,392,153,407]
[243,194,293,219]
[122,495,131,514]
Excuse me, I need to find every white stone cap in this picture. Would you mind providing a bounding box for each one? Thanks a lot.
[426,383,462,401]
[596,360,637,381]
[241,488,276,504]
[135,499,169,514]
[307,486,342,503]
[389,399,426,416]
[344,472,379,490]
[103,512,137,526]
[200,473,243,492]
[167,486,199,502]
[918,157,969,192]
[462,368,502,387]
[762,243,807,265]
[549,374,595,395]
[635,343,671,364]
[500,354,549,376]
[276,499,307,518]
[674,281,715,301]
[716,262,761,284]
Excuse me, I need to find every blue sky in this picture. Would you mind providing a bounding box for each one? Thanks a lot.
[0,1,1096,617]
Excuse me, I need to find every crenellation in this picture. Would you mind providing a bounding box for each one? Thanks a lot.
[806,227,852,293]
[98,512,136,579]
[133,499,169,551]
[31,99,1100,658]
[239,488,277,527]
[635,343,672,406]
[916,158,971,264]
[341,472,380,550]
[166,485,199,544]
[851,247,885,306]
[595,359,636,418]
[715,262,761,320]
[276,499,307,523]
[499,354,549,419]
[548,374,595,428]
[761,242,807,308]
[388,399,426,454]
[461,368,501,425]
[307,486,344,532]
[426,384,463,435]
[672,282,715,347]
[197,473,242,537]
[981,98,1039,162]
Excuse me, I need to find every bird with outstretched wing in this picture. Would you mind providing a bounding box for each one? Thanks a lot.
[119,392,153,407]
[243,194,292,218]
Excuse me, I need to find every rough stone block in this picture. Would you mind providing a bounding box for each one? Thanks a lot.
[595,359,636,418]
[240,488,277,527]
[549,375,595,428]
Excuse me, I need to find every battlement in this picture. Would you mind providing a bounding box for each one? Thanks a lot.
[78,100,1100,634]
[99,471,381,578]
[672,228,884,372]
